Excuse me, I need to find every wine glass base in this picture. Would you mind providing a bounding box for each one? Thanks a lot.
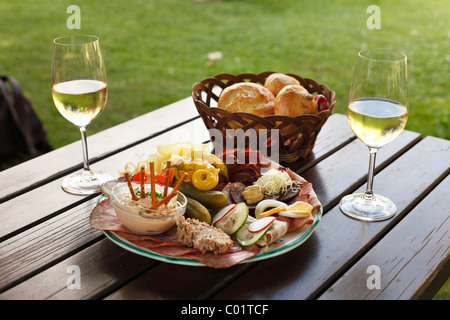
[61,169,114,196]
[339,193,396,222]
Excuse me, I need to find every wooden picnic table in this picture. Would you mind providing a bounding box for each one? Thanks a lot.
[0,96,448,305]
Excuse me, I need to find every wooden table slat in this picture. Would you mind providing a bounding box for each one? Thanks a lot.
[0,118,208,240]
[0,239,157,300]
[318,174,450,300]
[300,130,421,212]
[287,113,356,173]
[0,198,102,292]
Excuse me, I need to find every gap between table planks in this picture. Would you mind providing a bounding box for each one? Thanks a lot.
[0,125,423,299]
[318,174,450,300]
[0,117,210,294]
[212,136,449,300]
[0,97,198,203]
[0,117,207,240]
[1,117,442,296]
[0,112,356,299]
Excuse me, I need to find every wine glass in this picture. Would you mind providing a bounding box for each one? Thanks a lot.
[52,35,113,195]
[339,49,408,221]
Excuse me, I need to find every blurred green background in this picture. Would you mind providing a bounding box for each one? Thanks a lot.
[2,0,449,150]
[0,0,448,299]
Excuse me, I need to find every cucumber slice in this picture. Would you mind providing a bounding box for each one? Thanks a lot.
[213,202,248,235]
[236,222,270,247]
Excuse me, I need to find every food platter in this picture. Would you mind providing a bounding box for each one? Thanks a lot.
[90,144,323,268]
[103,204,321,266]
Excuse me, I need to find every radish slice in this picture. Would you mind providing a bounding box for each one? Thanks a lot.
[213,204,236,223]
[248,216,276,233]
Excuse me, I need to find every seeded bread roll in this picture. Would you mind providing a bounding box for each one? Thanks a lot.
[218,82,275,117]
[264,73,301,97]
[275,85,318,117]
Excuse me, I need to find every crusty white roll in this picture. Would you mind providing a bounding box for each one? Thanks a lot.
[275,84,318,117]
[218,82,275,117]
[264,73,301,97]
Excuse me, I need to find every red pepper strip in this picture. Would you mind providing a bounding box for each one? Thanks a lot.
[132,168,173,186]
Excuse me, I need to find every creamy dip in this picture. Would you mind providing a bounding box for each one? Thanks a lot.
[116,191,177,217]
[110,182,186,235]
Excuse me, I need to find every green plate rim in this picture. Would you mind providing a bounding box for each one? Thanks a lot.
[103,205,322,266]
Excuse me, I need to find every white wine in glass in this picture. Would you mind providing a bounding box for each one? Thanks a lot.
[52,35,113,195]
[340,49,408,221]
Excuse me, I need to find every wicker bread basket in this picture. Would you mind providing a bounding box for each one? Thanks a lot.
[191,71,336,163]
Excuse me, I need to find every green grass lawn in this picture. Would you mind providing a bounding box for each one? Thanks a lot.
[2,0,449,151]
[1,0,449,299]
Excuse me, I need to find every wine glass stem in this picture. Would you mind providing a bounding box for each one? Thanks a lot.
[80,126,91,172]
[363,147,378,200]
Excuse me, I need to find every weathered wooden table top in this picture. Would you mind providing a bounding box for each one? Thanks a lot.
[0,97,448,307]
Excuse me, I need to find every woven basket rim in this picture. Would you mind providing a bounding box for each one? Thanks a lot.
[192,71,336,109]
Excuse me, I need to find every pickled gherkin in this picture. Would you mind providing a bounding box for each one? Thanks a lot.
[179,183,228,209]
[185,197,212,224]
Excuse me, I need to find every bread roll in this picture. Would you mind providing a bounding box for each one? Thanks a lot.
[264,73,301,97]
[275,85,318,117]
[218,82,275,116]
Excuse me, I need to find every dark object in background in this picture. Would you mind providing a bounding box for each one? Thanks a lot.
[0,76,53,166]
